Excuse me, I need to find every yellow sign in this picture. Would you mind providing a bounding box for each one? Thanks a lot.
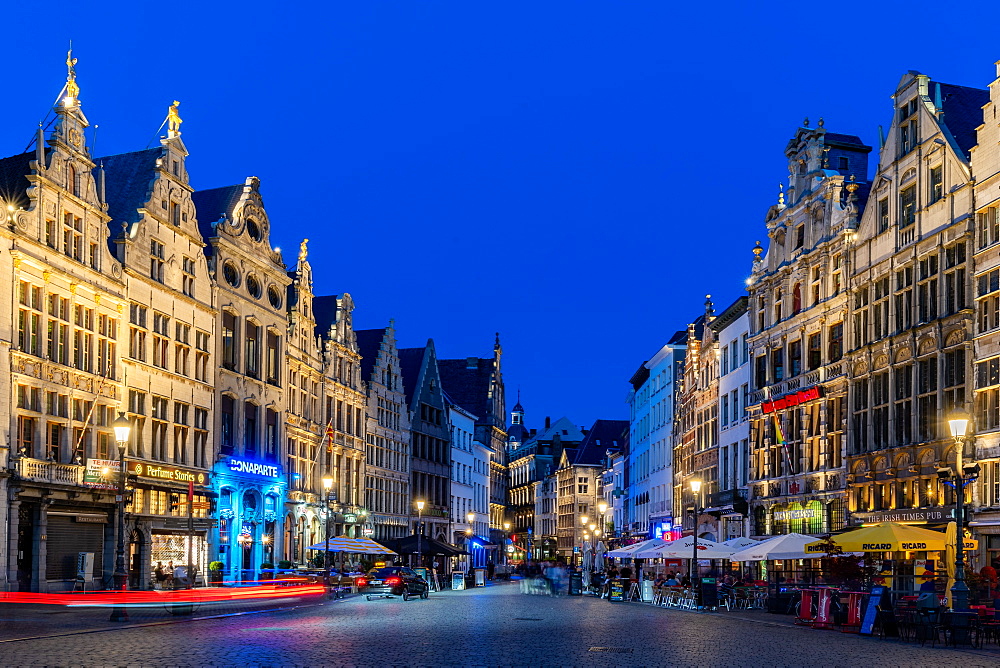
[129,462,207,486]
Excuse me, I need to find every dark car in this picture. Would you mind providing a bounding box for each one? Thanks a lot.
[358,567,429,601]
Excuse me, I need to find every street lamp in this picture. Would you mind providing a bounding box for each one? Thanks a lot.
[322,475,334,595]
[598,501,608,537]
[504,522,511,565]
[945,414,980,611]
[690,479,703,609]
[109,413,131,622]
[415,500,425,569]
[466,512,475,570]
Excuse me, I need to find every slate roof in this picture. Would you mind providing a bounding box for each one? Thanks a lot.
[824,132,868,148]
[571,419,628,466]
[192,184,244,252]
[355,327,389,383]
[397,347,427,407]
[936,82,990,157]
[0,152,36,210]
[95,148,161,227]
[312,295,341,338]
[507,422,530,443]
[438,357,498,426]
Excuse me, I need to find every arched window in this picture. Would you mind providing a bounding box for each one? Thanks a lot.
[792,283,802,314]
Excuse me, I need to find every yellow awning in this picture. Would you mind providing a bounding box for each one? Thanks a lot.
[804,522,956,553]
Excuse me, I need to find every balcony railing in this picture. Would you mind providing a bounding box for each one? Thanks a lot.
[16,457,84,485]
[749,361,846,405]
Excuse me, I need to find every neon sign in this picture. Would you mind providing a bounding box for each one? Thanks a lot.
[228,459,279,478]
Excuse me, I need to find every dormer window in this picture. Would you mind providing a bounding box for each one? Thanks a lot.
[172,161,179,176]
[838,156,849,171]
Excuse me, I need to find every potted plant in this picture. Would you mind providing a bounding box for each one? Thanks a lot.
[208,561,224,585]
[277,559,293,572]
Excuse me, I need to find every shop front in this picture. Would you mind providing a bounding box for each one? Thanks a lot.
[213,457,285,584]
[124,461,214,589]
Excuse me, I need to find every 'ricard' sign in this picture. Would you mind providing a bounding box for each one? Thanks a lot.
[228,458,279,478]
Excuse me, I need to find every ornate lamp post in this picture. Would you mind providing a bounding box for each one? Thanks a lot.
[415,500,425,569]
[944,414,980,611]
[322,475,334,595]
[690,479,702,608]
[109,413,131,622]
[598,501,608,538]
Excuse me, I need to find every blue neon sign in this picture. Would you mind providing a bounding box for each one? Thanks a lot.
[228,458,280,478]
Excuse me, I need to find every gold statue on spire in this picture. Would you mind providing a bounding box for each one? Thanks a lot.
[65,47,80,104]
[167,101,182,137]
[299,238,309,263]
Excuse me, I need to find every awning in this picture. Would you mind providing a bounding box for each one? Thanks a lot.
[378,534,468,556]
[466,535,496,548]
[804,522,977,553]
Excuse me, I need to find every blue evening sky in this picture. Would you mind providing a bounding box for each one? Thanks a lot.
[0,2,994,428]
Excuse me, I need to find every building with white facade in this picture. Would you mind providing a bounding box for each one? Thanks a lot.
[447,400,490,568]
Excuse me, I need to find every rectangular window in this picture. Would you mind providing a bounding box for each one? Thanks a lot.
[221,395,234,455]
[182,256,195,297]
[900,185,917,228]
[222,312,237,371]
[150,239,165,282]
[877,198,890,234]
[266,331,280,385]
[929,165,943,203]
[828,322,843,362]
[788,339,802,378]
[979,206,1000,249]
[245,321,260,378]
[195,331,210,382]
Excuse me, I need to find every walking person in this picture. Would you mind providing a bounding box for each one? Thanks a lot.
[486,560,495,581]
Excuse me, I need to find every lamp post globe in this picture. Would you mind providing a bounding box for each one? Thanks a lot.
[109,413,131,622]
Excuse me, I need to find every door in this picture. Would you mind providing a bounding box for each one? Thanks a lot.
[16,504,33,592]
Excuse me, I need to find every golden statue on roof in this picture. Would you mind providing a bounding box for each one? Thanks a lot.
[65,48,80,102]
[167,100,182,137]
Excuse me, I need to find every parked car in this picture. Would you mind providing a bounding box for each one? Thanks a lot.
[357,566,429,601]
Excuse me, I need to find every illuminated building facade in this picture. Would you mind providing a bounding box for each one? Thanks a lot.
[357,324,411,541]
[971,63,1000,565]
[438,337,509,547]
[844,74,981,535]
[708,297,750,540]
[673,303,719,541]
[194,177,291,581]
[746,121,870,538]
[627,333,686,539]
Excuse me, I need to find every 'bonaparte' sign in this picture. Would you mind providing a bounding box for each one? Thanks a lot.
[228,458,280,478]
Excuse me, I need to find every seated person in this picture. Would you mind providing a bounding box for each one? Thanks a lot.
[665,574,680,587]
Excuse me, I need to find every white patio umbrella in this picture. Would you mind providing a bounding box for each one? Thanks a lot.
[594,541,608,571]
[722,537,758,550]
[582,541,594,571]
[727,533,824,561]
[635,536,736,560]
[606,538,671,558]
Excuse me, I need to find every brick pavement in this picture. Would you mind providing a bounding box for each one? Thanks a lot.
[0,581,997,667]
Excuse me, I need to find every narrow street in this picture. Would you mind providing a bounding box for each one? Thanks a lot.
[1,582,997,667]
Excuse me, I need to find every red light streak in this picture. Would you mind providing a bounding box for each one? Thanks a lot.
[0,582,325,608]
